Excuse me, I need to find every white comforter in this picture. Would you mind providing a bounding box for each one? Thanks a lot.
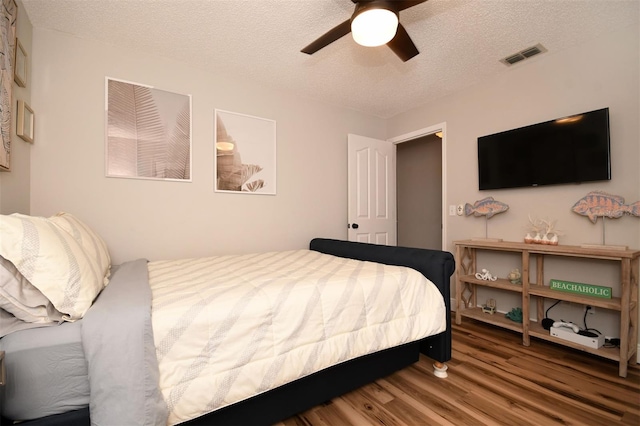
[148,249,446,425]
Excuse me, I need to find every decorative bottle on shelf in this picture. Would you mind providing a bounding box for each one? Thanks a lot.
[508,268,522,284]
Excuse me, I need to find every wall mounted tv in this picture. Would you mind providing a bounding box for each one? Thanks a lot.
[477,107,611,190]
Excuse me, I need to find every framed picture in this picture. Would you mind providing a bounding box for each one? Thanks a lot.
[16,100,34,143]
[215,109,276,194]
[105,78,192,181]
[0,0,18,171]
[14,38,26,87]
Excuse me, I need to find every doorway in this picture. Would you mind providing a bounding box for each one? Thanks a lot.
[396,134,443,249]
[389,123,446,250]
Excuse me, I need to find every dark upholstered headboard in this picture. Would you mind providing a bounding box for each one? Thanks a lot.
[309,238,455,362]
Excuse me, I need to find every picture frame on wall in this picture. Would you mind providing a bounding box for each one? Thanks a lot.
[16,100,34,143]
[215,109,276,195]
[14,38,26,88]
[0,0,18,171]
[105,77,192,181]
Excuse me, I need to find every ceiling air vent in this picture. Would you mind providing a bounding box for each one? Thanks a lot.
[500,43,547,66]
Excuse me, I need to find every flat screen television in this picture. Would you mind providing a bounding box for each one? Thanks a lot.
[477,108,611,190]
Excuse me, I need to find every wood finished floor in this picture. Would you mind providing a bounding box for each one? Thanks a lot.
[277,318,640,426]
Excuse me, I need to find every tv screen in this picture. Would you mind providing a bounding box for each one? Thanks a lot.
[477,108,611,190]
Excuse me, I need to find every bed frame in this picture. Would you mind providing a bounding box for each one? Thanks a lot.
[5,238,454,426]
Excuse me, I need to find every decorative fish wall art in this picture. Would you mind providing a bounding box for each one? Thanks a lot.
[571,191,640,223]
[464,197,509,219]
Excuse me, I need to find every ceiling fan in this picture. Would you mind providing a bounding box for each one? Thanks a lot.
[301,0,427,62]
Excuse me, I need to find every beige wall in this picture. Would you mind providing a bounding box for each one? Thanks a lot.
[389,22,639,252]
[27,28,386,264]
[387,22,640,343]
[0,0,32,215]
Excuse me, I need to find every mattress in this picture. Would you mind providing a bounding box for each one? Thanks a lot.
[149,249,446,424]
[0,321,89,421]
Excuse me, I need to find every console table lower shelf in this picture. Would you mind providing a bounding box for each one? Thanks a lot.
[528,322,622,362]
[458,310,623,365]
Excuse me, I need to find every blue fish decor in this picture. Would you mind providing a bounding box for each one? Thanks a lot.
[572,191,640,223]
[464,197,509,219]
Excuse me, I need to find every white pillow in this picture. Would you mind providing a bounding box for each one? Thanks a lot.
[50,212,111,287]
[0,213,111,320]
[0,255,65,323]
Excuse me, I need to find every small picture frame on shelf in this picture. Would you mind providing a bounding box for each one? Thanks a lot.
[16,100,34,143]
[14,38,27,87]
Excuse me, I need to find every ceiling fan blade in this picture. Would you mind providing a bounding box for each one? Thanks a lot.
[387,23,419,62]
[350,0,427,11]
[394,0,428,12]
[301,19,352,55]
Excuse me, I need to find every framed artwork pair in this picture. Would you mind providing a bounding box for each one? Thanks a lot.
[105,78,276,195]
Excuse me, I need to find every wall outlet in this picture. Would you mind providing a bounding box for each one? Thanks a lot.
[456,204,464,216]
[584,305,595,315]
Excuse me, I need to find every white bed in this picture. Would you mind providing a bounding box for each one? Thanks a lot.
[0,212,454,425]
[148,249,446,424]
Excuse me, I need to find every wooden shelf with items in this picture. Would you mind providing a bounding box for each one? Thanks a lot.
[454,239,639,377]
[527,286,623,311]
[459,275,524,293]
[458,306,524,333]
[528,321,621,362]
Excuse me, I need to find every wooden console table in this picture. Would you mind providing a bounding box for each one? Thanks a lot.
[454,239,639,377]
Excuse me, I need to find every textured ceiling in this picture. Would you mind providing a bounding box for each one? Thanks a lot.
[20,0,639,118]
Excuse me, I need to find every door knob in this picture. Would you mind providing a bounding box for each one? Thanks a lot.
[351,223,359,229]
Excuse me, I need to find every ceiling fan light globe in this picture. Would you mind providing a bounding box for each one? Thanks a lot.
[351,8,398,47]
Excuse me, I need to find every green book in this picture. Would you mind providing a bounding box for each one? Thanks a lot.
[549,279,612,299]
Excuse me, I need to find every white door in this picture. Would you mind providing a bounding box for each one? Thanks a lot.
[347,134,396,245]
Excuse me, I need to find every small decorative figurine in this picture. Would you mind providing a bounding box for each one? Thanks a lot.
[505,307,523,323]
[540,218,561,245]
[525,215,561,245]
[525,214,543,244]
[508,268,522,284]
[482,299,496,314]
[475,268,497,281]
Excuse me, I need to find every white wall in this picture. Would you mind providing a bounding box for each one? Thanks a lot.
[387,23,639,343]
[0,0,32,215]
[29,28,386,264]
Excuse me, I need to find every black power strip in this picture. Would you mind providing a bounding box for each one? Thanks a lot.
[605,338,621,348]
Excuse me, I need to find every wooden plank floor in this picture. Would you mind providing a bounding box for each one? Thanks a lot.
[278,318,640,425]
